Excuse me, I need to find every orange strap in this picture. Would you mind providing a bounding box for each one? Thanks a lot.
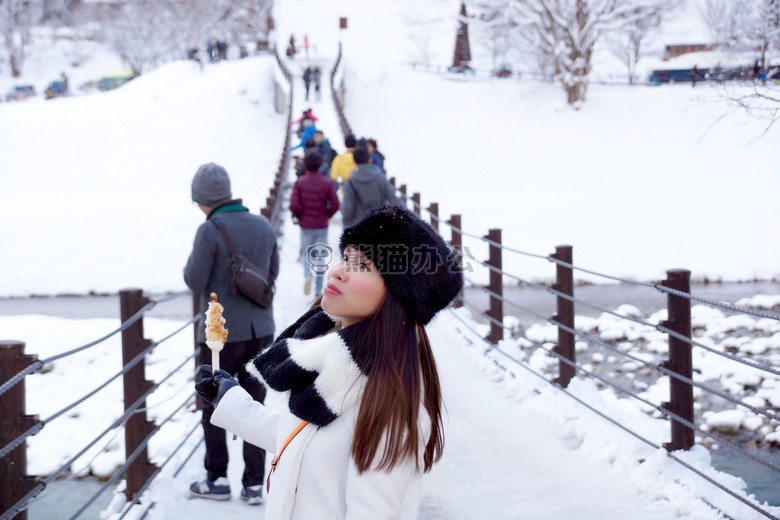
[267,420,309,493]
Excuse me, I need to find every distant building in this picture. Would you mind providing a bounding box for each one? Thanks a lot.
[664,44,714,61]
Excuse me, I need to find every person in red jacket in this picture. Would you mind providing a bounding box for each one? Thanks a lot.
[290,150,340,296]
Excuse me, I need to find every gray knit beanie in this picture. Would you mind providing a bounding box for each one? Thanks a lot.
[191,163,232,207]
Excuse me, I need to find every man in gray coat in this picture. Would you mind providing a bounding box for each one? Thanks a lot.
[184,163,278,505]
[341,148,398,227]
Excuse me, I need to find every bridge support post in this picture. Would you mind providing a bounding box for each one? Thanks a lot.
[485,229,503,344]
[551,245,575,388]
[193,292,203,411]
[411,193,421,216]
[660,269,695,451]
[448,214,463,309]
[0,341,39,520]
[428,202,439,234]
[119,289,158,502]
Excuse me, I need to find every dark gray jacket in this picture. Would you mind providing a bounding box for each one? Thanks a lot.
[184,203,279,343]
[341,164,398,227]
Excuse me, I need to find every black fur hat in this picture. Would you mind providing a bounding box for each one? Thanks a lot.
[339,205,463,325]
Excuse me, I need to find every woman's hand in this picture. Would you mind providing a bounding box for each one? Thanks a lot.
[195,365,239,407]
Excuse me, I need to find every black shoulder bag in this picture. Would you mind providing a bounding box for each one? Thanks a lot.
[211,218,275,308]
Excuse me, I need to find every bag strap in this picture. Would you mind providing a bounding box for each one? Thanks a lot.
[267,420,309,493]
[211,218,239,260]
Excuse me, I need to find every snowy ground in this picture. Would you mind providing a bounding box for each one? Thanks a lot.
[1,0,779,518]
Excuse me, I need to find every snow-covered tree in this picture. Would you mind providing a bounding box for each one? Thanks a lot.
[474,7,518,70]
[0,0,44,76]
[605,6,663,85]
[745,0,780,74]
[165,0,231,59]
[220,0,274,53]
[60,2,101,67]
[698,0,752,48]
[494,0,673,107]
[96,0,178,74]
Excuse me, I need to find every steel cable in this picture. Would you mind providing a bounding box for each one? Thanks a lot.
[452,305,780,474]
[0,299,157,399]
[0,316,198,461]
[543,284,780,378]
[459,298,515,332]
[67,391,195,520]
[448,310,779,520]
[519,328,780,476]
[397,182,776,322]
[466,269,780,423]
[116,411,202,520]
[148,290,192,305]
[654,282,780,321]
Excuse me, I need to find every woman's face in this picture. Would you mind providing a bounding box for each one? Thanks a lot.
[322,247,387,328]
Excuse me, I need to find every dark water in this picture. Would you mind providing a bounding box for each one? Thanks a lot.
[26,477,112,519]
[709,448,780,507]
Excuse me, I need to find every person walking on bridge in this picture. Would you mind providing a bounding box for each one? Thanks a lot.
[330,134,357,190]
[341,148,398,227]
[303,66,312,101]
[195,205,463,519]
[290,150,340,296]
[184,163,279,506]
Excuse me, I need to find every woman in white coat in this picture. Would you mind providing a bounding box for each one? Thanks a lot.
[196,205,463,519]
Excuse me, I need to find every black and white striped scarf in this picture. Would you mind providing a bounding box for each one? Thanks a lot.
[246,308,372,427]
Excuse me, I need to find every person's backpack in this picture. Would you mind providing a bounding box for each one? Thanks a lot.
[211,218,275,308]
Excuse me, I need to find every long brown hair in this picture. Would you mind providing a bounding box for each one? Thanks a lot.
[310,293,444,473]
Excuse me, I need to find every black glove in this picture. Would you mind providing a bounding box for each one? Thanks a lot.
[195,365,239,407]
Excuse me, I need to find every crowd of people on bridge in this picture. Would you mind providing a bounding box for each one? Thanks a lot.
[288,110,397,297]
[183,108,463,517]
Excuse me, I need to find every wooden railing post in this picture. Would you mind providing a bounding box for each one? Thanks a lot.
[448,214,463,308]
[551,245,575,388]
[660,269,695,451]
[485,229,503,343]
[0,341,39,520]
[119,289,158,502]
[411,193,421,216]
[193,292,203,411]
[428,202,439,234]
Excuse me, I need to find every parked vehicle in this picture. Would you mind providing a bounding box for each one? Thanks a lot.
[448,61,474,75]
[45,80,68,99]
[5,85,36,102]
[99,69,136,92]
[492,64,513,78]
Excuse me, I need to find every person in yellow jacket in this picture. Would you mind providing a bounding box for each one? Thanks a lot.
[330,134,357,189]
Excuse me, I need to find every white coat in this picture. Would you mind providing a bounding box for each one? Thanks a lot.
[212,384,431,519]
